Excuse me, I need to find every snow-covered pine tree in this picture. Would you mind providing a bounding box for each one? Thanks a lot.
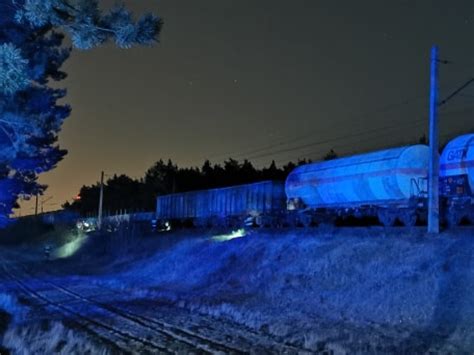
[0,0,162,224]
[1,0,163,95]
[0,2,70,223]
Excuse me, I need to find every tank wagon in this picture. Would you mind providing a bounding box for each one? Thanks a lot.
[285,145,430,226]
[440,133,474,226]
[156,180,286,228]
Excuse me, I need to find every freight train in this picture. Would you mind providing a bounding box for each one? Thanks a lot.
[155,133,474,228]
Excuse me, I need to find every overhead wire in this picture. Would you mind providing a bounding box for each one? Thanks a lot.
[218,79,470,163]
[251,103,474,165]
[253,76,474,163]
[245,116,427,162]
[206,94,426,162]
[206,75,473,166]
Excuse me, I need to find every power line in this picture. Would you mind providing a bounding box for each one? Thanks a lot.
[265,122,426,166]
[206,94,426,162]
[219,79,470,162]
[203,76,474,167]
[208,79,465,163]
[249,103,474,164]
[245,117,427,161]
[268,118,472,167]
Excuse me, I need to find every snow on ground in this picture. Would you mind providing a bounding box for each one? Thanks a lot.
[1,224,473,353]
[73,227,474,353]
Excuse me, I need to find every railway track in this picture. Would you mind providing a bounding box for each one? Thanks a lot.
[0,256,308,354]
[1,262,246,353]
[0,261,181,353]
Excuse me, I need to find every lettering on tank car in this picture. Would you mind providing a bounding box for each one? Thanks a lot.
[447,148,466,161]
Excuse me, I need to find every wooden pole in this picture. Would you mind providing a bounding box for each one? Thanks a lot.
[98,171,104,230]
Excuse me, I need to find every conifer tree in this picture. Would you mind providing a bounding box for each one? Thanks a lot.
[0,1,162,224]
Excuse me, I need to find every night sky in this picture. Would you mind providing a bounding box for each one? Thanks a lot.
[19,0,474,214]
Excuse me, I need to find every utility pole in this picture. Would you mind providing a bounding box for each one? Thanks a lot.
[428,45,439,234]
[35,194,38,216]
[41,196,53,214]
[98,171,104,230]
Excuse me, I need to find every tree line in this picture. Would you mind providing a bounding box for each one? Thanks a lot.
[63,157,333,217]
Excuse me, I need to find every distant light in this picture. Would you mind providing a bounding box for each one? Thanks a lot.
[76,220,95,232]
[74,195,81,201]
[212,229,246,242]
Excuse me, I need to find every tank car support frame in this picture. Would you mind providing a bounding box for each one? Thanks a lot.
[377,209,397,227]
[445,198,473,227]
[399,209,418,227]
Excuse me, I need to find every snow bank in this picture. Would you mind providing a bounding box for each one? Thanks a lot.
[93,228,474,352]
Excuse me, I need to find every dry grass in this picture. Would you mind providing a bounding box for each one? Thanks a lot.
[2,321,112,354]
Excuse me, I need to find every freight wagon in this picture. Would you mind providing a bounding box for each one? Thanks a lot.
[285,145,430,226]
[156,181,287,228]
[440,133,474,226]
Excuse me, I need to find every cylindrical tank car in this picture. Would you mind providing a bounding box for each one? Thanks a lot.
[440,133,474,226]
[285,145,430,226]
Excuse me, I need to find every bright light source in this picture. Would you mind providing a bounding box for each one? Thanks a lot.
[76,220,95,232]
[155,221,171,232]
[212,228,246,242]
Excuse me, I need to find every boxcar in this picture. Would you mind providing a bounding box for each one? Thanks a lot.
[156,180,286,227]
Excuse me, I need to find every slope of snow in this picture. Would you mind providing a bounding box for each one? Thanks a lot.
[88,228,474,353]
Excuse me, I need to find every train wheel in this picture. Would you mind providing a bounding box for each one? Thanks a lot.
[446,212,462,227]
[378,210,396,227]
[400,211,417,227]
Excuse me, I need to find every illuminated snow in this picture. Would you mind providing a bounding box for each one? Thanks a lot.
[212,228,246,242]
[54,234,88,258]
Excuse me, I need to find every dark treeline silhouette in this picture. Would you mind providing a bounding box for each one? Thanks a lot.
[323,149,338,161]
[64,158,313,216]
